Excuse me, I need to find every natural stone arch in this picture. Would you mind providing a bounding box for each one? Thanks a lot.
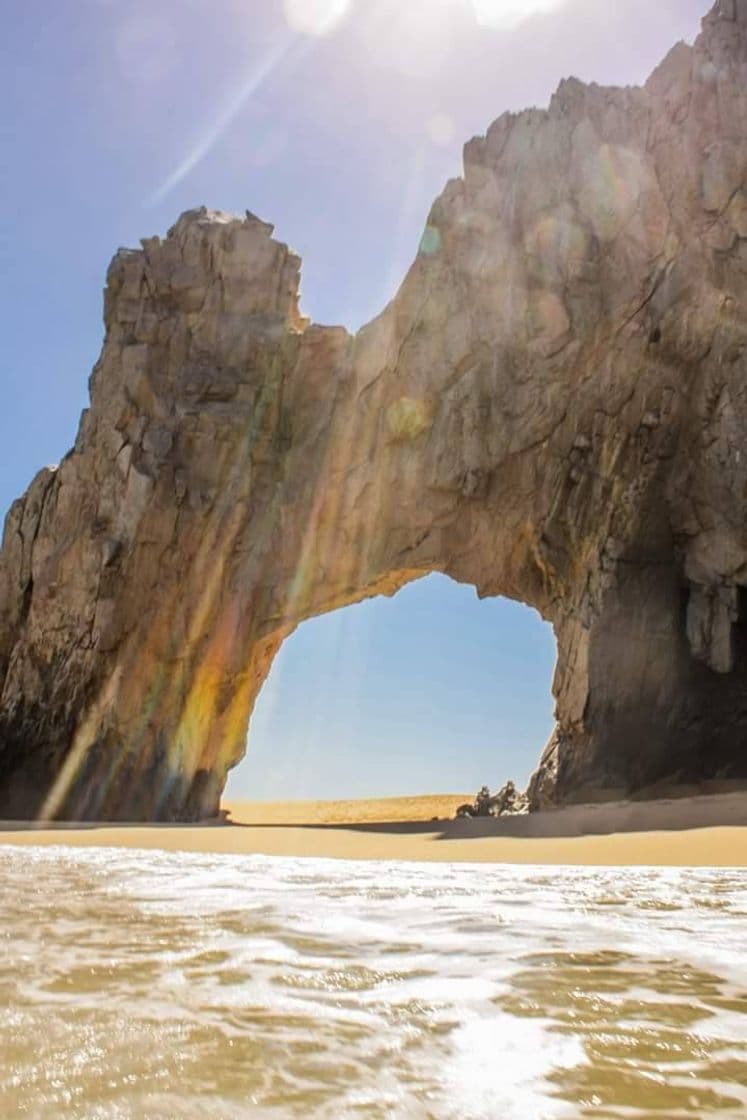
[1,0,746,820]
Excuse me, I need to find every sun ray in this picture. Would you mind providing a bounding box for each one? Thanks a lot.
[148,35,306,206]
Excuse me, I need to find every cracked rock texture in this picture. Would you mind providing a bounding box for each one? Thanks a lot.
[1,1,747,820]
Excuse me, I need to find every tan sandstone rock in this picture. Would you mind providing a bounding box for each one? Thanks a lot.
[1,1,746,820]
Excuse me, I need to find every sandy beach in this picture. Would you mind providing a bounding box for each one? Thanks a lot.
[0,791,746,866]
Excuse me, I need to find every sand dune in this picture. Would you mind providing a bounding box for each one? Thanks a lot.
[0,792,745,866]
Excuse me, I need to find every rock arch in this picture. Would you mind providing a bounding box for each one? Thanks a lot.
[1,0,746,820]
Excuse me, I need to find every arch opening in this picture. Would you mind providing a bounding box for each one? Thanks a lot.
[225,574,557,809]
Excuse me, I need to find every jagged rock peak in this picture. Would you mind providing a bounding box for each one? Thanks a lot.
[704,0,747,24]
[106,205,308,335]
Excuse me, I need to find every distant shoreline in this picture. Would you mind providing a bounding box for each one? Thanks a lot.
[0,791,745,866]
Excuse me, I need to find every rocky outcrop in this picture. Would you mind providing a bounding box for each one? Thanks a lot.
[1,1,746,820]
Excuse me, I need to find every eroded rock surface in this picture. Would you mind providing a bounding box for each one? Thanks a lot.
[1,1,746,819]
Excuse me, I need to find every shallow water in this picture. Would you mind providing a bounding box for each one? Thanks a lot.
[0,849,745,1119]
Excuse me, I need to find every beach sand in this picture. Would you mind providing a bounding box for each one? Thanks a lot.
[0,791,746,865]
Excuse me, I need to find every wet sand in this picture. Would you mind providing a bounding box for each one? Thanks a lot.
[0,791,746,865]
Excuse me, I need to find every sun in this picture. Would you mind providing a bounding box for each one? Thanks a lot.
[283,0,351,37]
[282,0,565,40]
[470,0,564,30]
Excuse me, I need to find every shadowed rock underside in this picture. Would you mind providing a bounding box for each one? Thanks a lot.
[1,0,746,820]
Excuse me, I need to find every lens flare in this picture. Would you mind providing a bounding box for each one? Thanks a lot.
[471,0,564,31]
[283,0,350,37]
[419,226,442,256]
[428,112,456,147]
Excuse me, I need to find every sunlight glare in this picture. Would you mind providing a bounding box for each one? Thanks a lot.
[283,0,350,37]
[359,0,460,78]
[471,0,564,30]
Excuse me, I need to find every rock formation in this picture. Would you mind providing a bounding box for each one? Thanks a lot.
[1,1,746,820]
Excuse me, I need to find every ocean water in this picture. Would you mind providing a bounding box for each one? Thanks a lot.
[0,848,745,1119]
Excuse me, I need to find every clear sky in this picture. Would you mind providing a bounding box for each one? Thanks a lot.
[2,0,707,799]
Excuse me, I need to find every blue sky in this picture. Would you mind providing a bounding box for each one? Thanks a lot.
[2,0,707,799]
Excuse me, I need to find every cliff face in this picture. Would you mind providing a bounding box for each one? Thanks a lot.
[1,1,746,820]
